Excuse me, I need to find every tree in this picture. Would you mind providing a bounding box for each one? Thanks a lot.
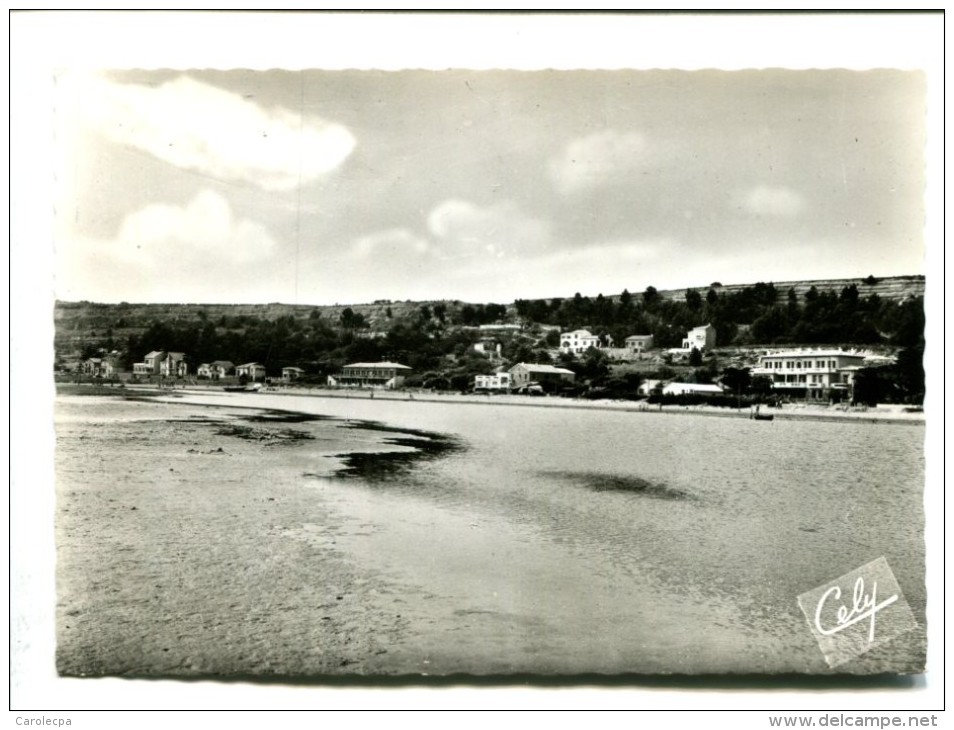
[720,366,752,395]
[685,289,703,311]
[688,347,703,366]
[896,343,925,404]
[852,367,884,406]
[643,286,659,308]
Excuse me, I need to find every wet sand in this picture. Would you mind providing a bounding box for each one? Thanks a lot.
[55,388,926,678]
[55,396,454,677]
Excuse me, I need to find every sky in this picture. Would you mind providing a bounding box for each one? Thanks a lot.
[53,66,928,306]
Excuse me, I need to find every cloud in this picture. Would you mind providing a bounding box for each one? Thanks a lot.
[352,228,430,258]
[56,190,282,302]
[549,130,649,195]
[114,190,277,265]
[73,73,356,191]
[740,185,806,217]
[426,199,550,258]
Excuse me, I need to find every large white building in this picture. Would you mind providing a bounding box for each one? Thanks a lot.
[560,329,601,354]
[328,361,412,389]
[751,349,867,400]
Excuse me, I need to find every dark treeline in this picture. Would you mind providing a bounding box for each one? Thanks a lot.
[515,283,924,350]
[114,304,514,381]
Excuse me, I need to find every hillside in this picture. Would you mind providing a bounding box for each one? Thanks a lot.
[54,274,925,367]
[652,275,925,306]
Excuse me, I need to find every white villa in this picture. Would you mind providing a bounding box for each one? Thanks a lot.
[682,324,716,352]
[560,329,601,354]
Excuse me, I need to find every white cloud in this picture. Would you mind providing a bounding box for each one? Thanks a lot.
[352,228,430,258]
[56,190,281,302]
[426,199,550,257]
[114,190,277,265]
[740,185,806,217]
[71,73,356,191]
[549,130,649,195]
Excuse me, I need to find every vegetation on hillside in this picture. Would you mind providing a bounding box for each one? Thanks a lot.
[56,277,926,405]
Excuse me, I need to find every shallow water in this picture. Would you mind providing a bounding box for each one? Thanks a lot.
[56,392,926,675]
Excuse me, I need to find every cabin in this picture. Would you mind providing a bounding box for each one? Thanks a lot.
[198,360,234,380]
[282,366,305,382]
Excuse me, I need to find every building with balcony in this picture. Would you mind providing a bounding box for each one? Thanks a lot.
[751,349,867,400]
[328,361,412,389]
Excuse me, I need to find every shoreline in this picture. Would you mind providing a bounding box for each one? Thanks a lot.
[60,383,926,426]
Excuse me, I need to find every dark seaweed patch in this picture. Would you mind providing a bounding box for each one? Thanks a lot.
[544,471,692,501]
[331,434,463,481]
[342,419,455,443]
[246,410,333,425]
[215,423,314,444]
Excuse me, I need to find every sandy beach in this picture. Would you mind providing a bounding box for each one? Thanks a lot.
[55,386,926,678]
[109,382,926,424]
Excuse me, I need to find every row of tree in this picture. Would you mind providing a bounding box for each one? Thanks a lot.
[515,283,924,349]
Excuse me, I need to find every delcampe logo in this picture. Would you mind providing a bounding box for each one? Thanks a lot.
[797,556,917,668]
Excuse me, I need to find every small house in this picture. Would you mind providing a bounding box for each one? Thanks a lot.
[236,362,267,382]
[282,366,305,382]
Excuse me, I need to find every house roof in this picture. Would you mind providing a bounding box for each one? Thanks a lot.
[664,382,724,393]
[561,329,595,337]
[282,366,304,372]
[625,334,653,341]
[237,362,264,368]
[211,360,234,368]
[145,350,164,358]
[510,363,575,375]
[344,362,412,370]
[760,349,866,359]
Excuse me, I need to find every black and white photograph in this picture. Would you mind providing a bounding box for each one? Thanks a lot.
[10,10,944,720]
